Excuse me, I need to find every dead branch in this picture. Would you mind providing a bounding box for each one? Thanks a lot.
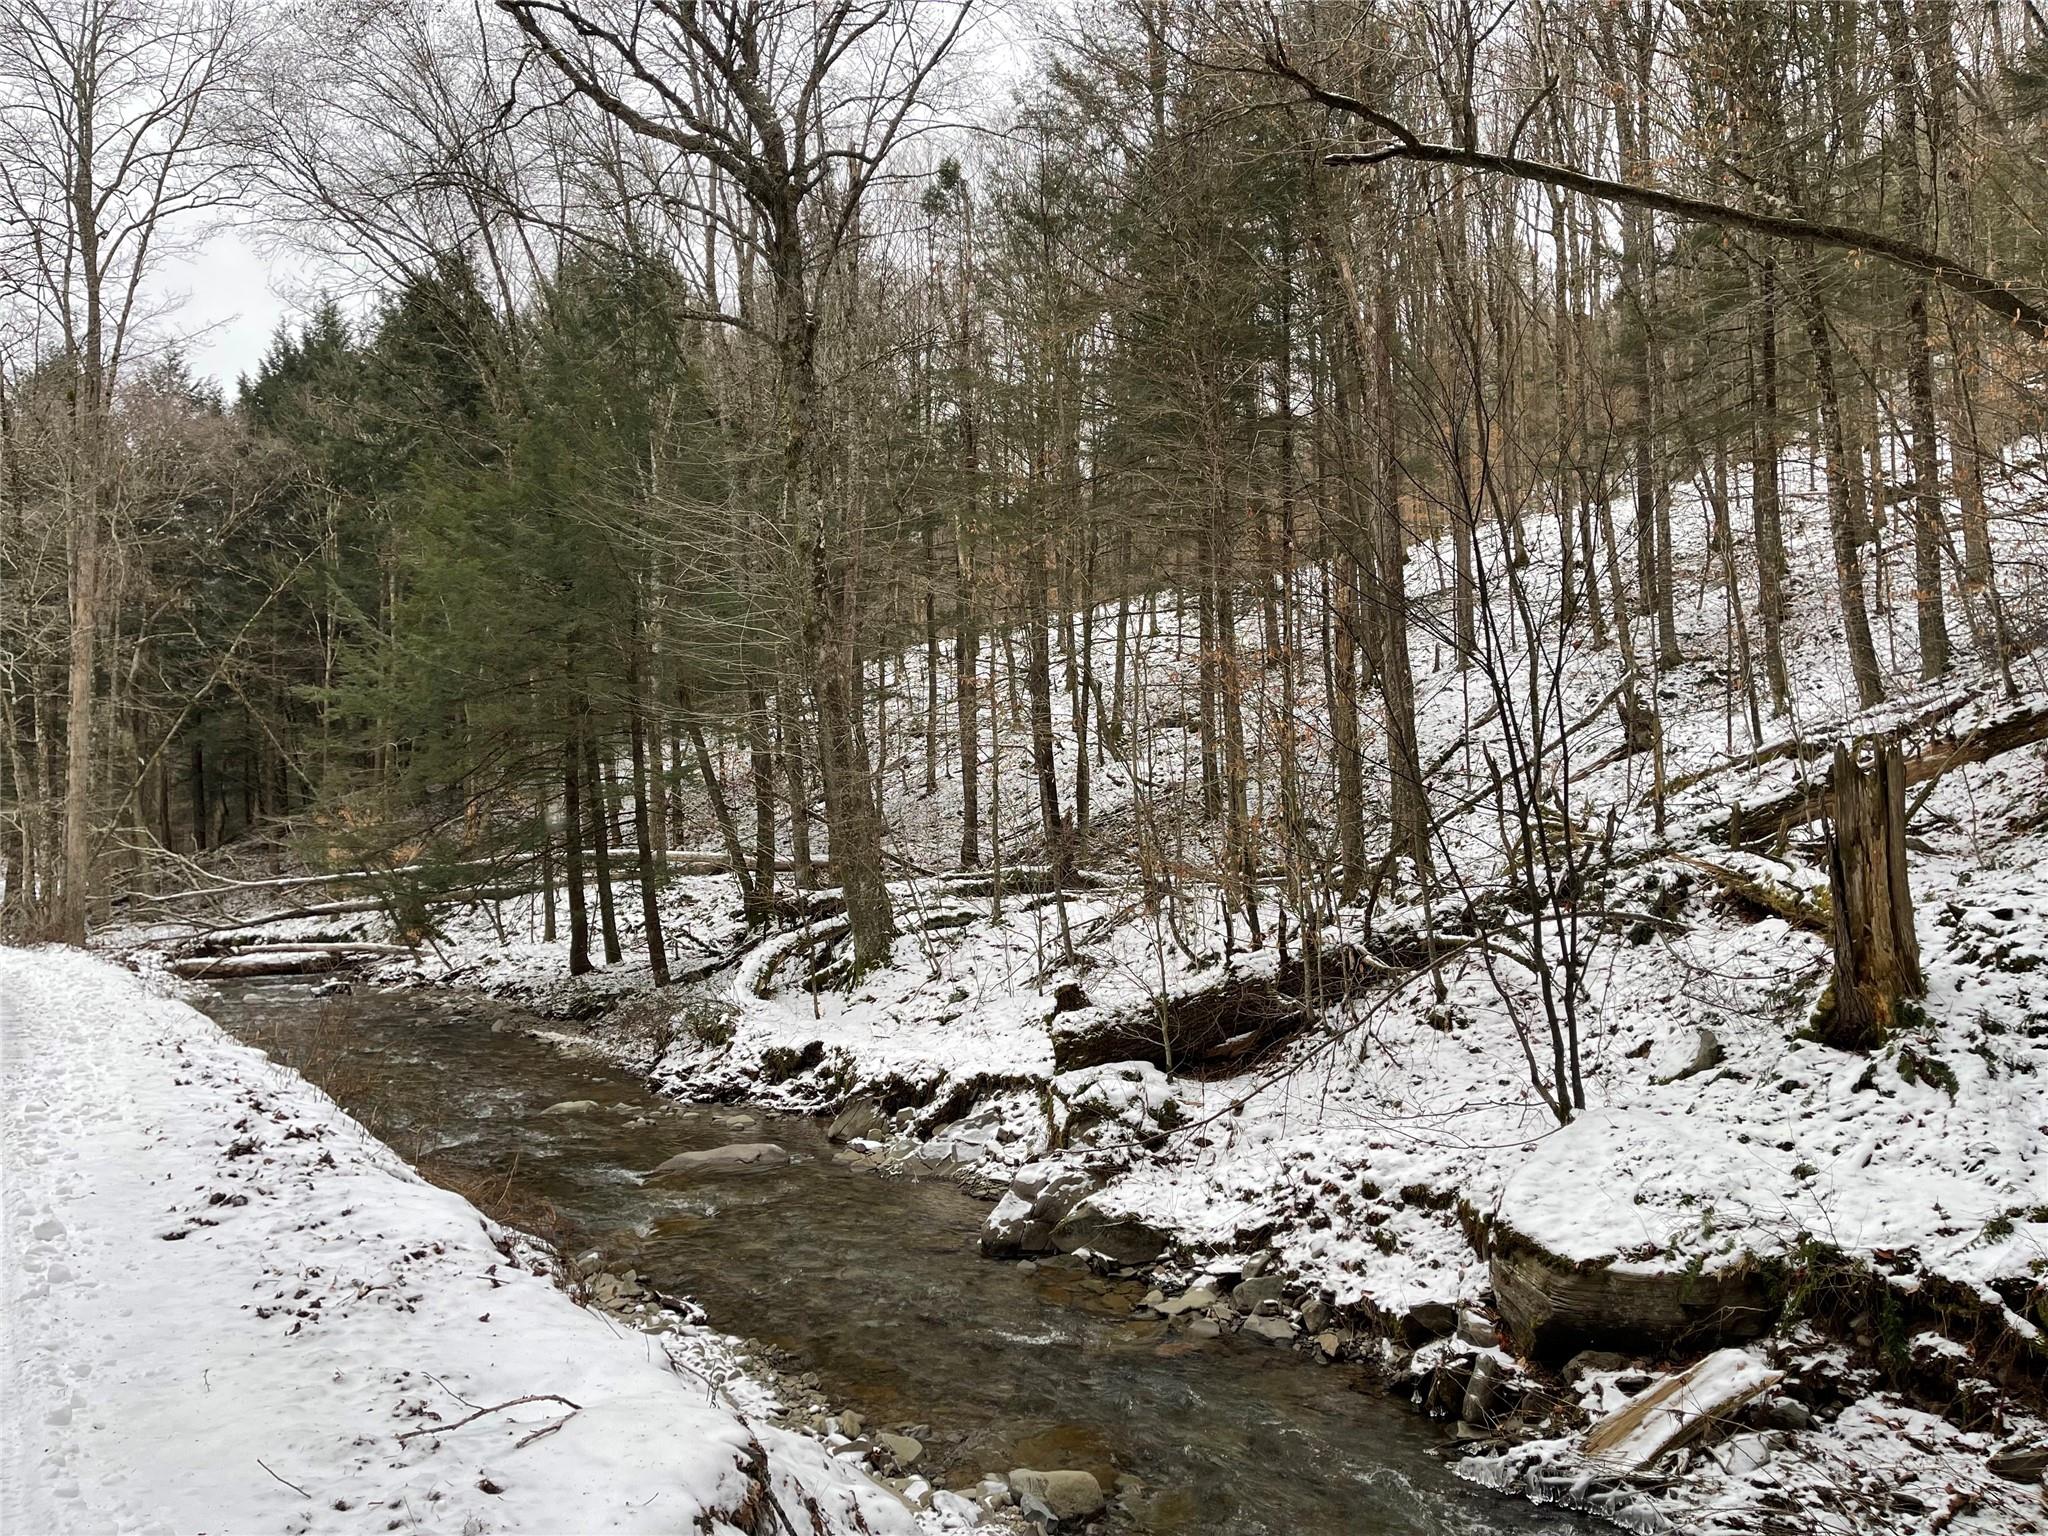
[394,1392,582,1445]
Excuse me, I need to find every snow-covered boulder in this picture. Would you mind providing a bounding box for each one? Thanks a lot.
[1490,1109,1779,1359]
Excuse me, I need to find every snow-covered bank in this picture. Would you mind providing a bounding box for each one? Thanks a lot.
[110,437,2048,1532]
[0,946,919,1536]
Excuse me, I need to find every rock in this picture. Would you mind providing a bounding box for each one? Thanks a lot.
[877,1433,923,1470]
[1241,1315,1296,1345]
[1491,1231,1777,1361]
[1455,1308,1497,1349]
[541,1099,601,1116]
[1300,1299,1331,1334]
[1231,1275,1286,1312]
[1989,1436,2048,1484]
[1562,1349,1633,1385]
[835,1411,865,1438]
[827,1097,889,1142]
[1315,1331,1343,1359]
[1400,1300,1457,1343]
[1656,1027,1724,1085]
[1188,1318,1221,1339]
[1460,1355,1501,1426]
[982,1161,1104,1259]
[1008,1469,1104,1522]
[1155,1286,1217,1318]
[1757,1395,1812,1432]
[645,1142,792,1179]
[1424,1358,1474,1419]
[1050,1196,1168,1266]
[1241,1253,1272,1279]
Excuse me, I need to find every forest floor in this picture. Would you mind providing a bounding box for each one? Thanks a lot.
[117,446,2048,1532]
[0,945,946,1536]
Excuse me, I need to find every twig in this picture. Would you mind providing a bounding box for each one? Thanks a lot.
[257,1457,310,1498]
[395,1393,583,1444]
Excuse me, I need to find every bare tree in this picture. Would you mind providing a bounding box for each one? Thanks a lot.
[0,0,244,941]
[497,0,973,974]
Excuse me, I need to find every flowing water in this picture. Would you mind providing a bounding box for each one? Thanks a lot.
[203,981,1567,1535]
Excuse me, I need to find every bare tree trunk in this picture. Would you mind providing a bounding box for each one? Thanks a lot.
[1818,741,1923,1050]
[1024,540,1070,885]
[1749,258,1792,713]
[1795,270,1886,709]
[562,729,591,976]
[778,677,814,889]
[626,646,670,984]
[583,722,623,965]
[747,685,777,920]
[1372,248,1432,873]
[681,682,755,905]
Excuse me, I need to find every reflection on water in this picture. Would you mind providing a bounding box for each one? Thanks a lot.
[204,981,1567,1536]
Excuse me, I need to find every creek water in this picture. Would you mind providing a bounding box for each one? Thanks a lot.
[203,981,1566,1536]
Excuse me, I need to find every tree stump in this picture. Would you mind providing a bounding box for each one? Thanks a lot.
[1815,740,1923,1049]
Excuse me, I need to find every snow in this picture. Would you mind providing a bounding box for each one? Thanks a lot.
[106,432,2048,1532]
[0,945,920,1536]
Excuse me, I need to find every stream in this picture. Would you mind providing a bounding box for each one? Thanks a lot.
[202,980,1568,1535]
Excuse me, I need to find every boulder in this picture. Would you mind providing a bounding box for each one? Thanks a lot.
[1455,1308,1498,1349]
[1400,1299,1458,1343]
[540,1100,601,1116]
[1655,1027,1724,1086]
[644,1142,792,1180]
[981,1160,1104,1259]
[1231,1275,1286,1312]
[1156,1285,1218,1318]
[1491,1231,1776,1362]
[1008,1469,1104,1522]
[827,1097,890,1143]
[1050,1196,1169,1266]
[877,1433,923,1470]
[1241,1315,1296,1345]
[1562,1349,1633,1386]
[1989,1436,2048,1484]
[1490,1111,1780,1360]
[1461,1355,1501,1426]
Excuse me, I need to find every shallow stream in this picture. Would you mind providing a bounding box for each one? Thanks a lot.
[203,981,1566,1535]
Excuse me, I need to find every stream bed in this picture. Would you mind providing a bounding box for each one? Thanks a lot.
[202,980,1568,1535]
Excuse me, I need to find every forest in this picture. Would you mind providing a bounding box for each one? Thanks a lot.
[4,2,2048,1534]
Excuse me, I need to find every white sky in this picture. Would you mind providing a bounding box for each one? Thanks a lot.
[151,227,292,395]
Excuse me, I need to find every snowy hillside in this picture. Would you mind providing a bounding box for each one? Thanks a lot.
[125,436,2048,1534]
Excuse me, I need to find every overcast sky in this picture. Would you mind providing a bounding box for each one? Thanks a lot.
[149,227,293,395]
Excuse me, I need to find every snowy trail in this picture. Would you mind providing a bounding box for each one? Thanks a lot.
[0,946,916,1536]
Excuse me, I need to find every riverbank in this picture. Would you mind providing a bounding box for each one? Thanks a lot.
[0,945,943,1536]
[108,456,2048,1531]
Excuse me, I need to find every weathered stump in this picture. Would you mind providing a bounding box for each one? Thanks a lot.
[1815,740,1923,1050]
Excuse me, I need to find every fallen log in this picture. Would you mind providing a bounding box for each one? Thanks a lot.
[1670,854,1830,934]
[1718,700,2048,838]
[168,943,413,979]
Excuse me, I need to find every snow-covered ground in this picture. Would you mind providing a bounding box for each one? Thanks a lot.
[112,436,2048,1531]
[0,946,925,1536]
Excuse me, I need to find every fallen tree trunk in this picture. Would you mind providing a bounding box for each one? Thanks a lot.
[1719,701,2048,838]
[168,943,413,978]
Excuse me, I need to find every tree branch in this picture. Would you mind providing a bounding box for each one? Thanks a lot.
[1264,53,2048,342]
